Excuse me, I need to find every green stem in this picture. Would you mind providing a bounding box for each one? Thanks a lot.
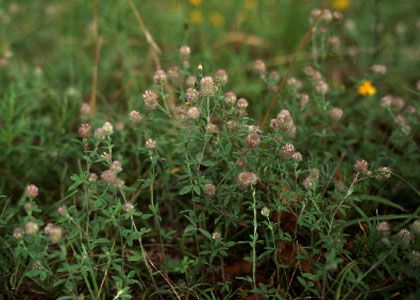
[251,188,258,290]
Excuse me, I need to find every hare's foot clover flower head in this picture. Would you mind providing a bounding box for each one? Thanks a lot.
[353,159,368,174]
[246,132,261,148]
[110,160,123,173]
[377,221,391,236]
[204,183,217,198]
[129,110,144,125]
[200,76,216,97]
[185,88,200,104]
[102,122,113,135]
[13,227,24,239]
[237,172,258,188]
[25,184,39,198]
[143,90,159,110]
[224,91,237,106]
[237,98,248,109]
[206,123,219,133]
[254,59,266,77]
[328,108,343,122]
[45,223,63,244]
[101,170,117,184]
[78,123,92,138]
[261,207,270,218]
[25,221,39,235]
[179,45,191,59]
[187,106,201,120]
[145,139,157,149]
[153,69,167,85]
[215,69,228,86]
[123,203,135,213]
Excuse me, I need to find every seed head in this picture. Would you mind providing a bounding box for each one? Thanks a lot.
[153,69,166,84]
[78,123,92,138]
[25,221,39,235]
[246,132,261,147]
[129,110,144,124]
[236,172,258,188]
[143,90,159,110]
[145,139,157,149]
[25,184,39,198]
[204,183,217,197]
[328,107,343,122]
[101,170,117,184]
[200,76,216,97]
[215,69,228,85]
[187,106,201,119]
[353,159,368,173]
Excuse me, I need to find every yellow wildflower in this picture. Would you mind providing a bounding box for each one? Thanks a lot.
[237,11,250,23]
[244,0,258,10]
[358,80,377,96]
[188,0,202,7]
[209,12,225,28]
[332,0,350,11]
[189,10,203,24]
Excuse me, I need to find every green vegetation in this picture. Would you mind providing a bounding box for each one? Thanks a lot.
[1,0,419,299]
